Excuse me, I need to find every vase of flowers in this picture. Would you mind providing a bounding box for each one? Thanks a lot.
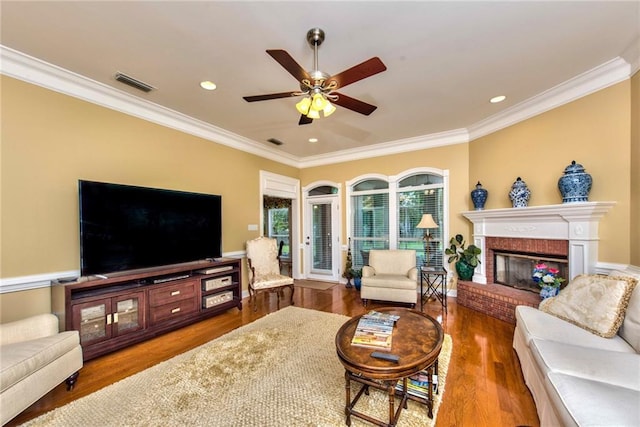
[532,263,565,300]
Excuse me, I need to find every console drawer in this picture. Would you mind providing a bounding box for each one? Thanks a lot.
[149,298,198,325]
[148,281,197,307]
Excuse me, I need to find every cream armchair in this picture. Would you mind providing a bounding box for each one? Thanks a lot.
[246,236,295,311]
[1,313,83,425]
[361,249,418,306]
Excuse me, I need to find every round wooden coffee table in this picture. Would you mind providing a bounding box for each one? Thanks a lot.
[335,307,444,427]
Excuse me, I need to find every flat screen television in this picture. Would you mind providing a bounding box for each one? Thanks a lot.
[79,180,222,276]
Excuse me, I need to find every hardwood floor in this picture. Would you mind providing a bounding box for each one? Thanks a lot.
[8,283,539,426]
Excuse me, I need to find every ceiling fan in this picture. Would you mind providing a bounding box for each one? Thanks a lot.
[243,28,387,125]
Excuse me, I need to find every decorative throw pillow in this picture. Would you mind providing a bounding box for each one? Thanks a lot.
[539,274,638,338]
[610,269,640,352]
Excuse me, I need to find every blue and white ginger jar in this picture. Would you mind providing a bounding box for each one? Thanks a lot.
[558,160,592,203]
[509,177,530,208]
[471,181,488,210]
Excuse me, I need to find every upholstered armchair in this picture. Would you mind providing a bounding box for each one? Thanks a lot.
[246,237,295,311]
[361,249,418,306]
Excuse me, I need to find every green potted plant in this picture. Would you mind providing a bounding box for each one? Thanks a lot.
[343,238,353,288]
[445,234,481,281]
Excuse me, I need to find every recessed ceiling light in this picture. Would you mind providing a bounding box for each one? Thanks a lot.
[490,95,506,103]
[308,138,318,143]
[200,81,217,91]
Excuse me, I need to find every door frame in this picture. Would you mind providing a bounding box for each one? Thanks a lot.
[259,171,301,279]
[302,181,342,282]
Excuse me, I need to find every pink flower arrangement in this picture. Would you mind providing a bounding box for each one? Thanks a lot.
[532,263,565,288]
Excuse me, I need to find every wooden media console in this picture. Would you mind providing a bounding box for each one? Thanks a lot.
[51,258,242,360]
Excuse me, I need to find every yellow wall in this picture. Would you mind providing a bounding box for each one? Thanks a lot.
[1,71,637,322]
[1,76,298,320]
[470,81,633,264]
[631,71,640,266]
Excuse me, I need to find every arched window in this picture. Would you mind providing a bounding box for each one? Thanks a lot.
[396,173,444,268]
[349,179,390,267]
[347,170,447,269]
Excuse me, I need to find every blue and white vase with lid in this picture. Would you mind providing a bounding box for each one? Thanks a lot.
[509,177,531,208]
[558,160,592,203]
[470,181,488,210]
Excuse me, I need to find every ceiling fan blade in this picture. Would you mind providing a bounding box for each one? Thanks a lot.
[243,92,297,102]
[332,92,378,116]
[267,49,311,83]
[298,115,313,125]
[326,57,387,90]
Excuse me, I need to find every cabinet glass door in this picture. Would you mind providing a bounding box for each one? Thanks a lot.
[113,292,144,335]
[73,300,112,345]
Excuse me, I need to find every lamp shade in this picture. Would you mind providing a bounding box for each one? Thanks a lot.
[416,214,438,229]
[296,97,311,115]
[311,93,328,111]
[306,108,320,119]
[323,102,336,117]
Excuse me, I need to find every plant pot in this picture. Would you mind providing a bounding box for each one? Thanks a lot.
[540,285,559,300]
[455,261,475,281]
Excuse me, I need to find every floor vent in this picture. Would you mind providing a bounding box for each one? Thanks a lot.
[114,72,155,93]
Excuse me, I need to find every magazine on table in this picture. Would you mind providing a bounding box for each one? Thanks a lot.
[351,312,398,350]
[395,371,438,398]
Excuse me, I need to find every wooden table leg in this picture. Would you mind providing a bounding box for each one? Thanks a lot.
[344,370,352,426]
[427,366,434,418]
[387,381,395,425]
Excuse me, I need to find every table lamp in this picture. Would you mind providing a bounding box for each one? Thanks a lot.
[416,214,439,267]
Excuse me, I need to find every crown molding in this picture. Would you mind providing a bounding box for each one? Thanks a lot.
[298,128,469,168]
[0,45,300,168]
[468,57,631,141]
[1,45,633,169]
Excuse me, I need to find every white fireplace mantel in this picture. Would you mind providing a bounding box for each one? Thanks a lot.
[461,202,616,283]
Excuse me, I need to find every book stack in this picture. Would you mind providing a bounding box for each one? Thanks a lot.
[395,371,439,398]
[350,311,400,351]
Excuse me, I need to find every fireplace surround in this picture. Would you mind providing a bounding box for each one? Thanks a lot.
[456,202,615,323]
[462,202,615,284]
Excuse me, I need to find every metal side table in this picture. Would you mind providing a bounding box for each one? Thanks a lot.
[420,267,448,313]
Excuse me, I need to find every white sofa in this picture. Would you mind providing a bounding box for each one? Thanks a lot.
[0,314,83,425]
[513,268,640,426]
[361,249,418,306]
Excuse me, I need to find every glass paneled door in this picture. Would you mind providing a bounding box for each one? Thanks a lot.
[305,198,340,281]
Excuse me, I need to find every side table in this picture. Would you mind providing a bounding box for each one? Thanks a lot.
[420,267,448,313]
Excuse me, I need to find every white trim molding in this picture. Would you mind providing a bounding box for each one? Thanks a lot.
[468,57,631,141]
[0,45,300,168]
[0,252,245,294]
[1,45,634,169]
[462,202,616,284]
[0,270,79,294]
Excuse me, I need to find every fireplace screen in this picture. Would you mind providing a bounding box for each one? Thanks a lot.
[494,252,568,293]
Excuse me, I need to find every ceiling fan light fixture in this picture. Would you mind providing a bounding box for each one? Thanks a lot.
[311,93,328,111]
[307,108,320,119]
[323,102,336,117]
[296,97,311,114]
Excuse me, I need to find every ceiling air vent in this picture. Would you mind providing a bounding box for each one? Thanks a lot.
[267,138,283,146]
[114,72,155,93]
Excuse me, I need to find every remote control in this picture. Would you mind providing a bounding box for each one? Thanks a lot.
[371,351,400,363]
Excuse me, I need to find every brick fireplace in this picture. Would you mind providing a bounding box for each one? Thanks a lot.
[456,202,614,323]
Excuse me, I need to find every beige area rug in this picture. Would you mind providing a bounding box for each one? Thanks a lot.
[294,279,338,291]
[23,307,452,427]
